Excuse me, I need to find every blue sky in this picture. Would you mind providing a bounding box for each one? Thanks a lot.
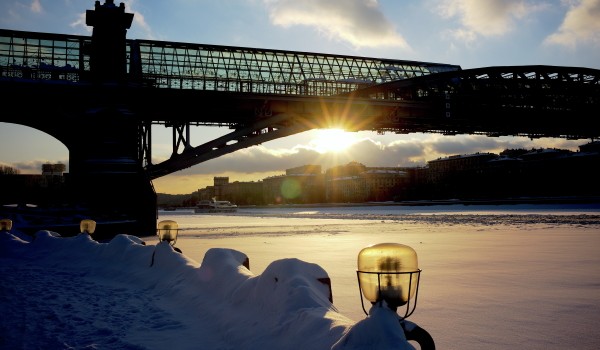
[1,0,599,194]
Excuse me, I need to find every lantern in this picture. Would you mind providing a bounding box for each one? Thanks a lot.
[0,219,13,232]
[80,219,96,235]
[157,220,178,246]
[357,242,421,319]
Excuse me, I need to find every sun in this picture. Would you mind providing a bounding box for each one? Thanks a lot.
[309,128,358,153]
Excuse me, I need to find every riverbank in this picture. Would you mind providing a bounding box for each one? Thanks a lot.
[3,208,599,349]
[236,195,600,209]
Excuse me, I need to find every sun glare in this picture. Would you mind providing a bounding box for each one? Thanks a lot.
[310,129,358,153]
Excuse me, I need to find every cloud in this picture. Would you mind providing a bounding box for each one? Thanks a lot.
[151,132,588,194]
[0,0,41,25]
[172,133,586,178]
[261,0,410,49]
[544,0,600,48]
[70,12,90,33]
[123,0,155,39]
[70,0,154,38]
[171,137,424,178]
[437,0,546,42]
[30,0,42,14]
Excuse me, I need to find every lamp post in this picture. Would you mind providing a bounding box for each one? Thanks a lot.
[80,219,97,236]
[0,219,13,232]
[356,242,435,349]
[357,242,421,318]
[157,220,178,246]
[150,220,181,267]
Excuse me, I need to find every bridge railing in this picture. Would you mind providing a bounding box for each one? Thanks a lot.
[1,29,460,97]
[0,29,89,82]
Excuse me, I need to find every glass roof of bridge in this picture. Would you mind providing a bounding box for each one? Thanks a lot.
[0,29,460,96]
[132,39,460,95]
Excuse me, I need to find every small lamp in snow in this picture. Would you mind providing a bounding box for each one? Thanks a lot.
[80,219,96,236]
[152,220,182,261]
[357,242,421,319]
[157,220,178,246]
[0,218,13,232]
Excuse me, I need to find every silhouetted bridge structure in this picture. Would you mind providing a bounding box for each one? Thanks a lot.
[1,1,599,238]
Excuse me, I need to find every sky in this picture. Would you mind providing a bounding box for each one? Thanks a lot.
[2,204,599,349]
[1,0,599,194]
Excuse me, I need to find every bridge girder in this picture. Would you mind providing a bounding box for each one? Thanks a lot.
[2,65,600,181]
[352,65,600,139]
[136,89,437,179]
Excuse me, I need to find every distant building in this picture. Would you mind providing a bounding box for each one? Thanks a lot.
[193,144,599,205]
[326,175,366,203]
[0,163,67,206]
[579,141,600,153]
[213,176,229,186]
[42,163,66,176]
[213,176,229,200]
[362,168,409,202]
[198,186,215,201]
[325,163,409,203]
[326,161,366,179]
[427,153,497,183]
[263,165,325,204]
[219,181,263,205]
[286,165,322,175]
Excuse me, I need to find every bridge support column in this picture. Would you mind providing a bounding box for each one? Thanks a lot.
[65,108,156,240]
[67,173,156,240]
[68,1,155,240]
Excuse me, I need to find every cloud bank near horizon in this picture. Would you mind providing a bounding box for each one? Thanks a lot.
[2,126,588,192]
[157,133,585,175]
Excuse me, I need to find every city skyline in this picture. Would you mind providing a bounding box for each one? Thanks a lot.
[195,143,597,202]
[1,0,599,194]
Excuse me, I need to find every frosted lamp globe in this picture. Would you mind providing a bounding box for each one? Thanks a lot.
[157,220,178,245]
[357,243,420,310]
[80,219,96,235]
[0,219,13,231]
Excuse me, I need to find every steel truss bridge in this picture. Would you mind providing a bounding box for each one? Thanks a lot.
[2,28,599,179]
[1,10,599,237]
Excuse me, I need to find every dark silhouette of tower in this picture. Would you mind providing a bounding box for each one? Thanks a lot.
[86,0,134,82]
[54,0,158,239]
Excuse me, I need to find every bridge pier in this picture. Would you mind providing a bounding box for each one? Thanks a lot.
[66,173,156,240]
[60,0,157,240]
[65,107,156,239]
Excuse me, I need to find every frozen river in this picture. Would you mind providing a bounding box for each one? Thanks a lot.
[148,203,600,349]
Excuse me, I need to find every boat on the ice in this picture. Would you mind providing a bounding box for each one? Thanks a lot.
[194,199,238,213]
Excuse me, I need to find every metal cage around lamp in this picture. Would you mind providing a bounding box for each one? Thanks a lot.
[157,220,178,246]
[356,242,422,320]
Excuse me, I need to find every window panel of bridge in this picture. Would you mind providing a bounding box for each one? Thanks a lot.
[133,40,460,96]
[1,34,85,81]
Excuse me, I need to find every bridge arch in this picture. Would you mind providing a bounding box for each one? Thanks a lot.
[0,122,69,171]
